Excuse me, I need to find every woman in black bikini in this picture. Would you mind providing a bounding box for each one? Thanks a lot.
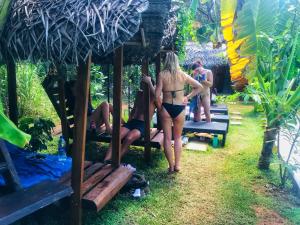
[155,52,203,173]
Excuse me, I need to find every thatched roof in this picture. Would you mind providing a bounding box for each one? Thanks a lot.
[96,0,172,65]
[2,0,149,64]
[161,3,179,50]
[183,42,228,69]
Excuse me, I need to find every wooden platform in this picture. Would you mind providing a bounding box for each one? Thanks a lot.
[183,121,228,147]
[0,181,72,225]
[91,128,164,149]
[210,107,228,115]
[61,161,134,212]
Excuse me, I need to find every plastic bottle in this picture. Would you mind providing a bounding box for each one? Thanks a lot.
[212,135,219,148]
[58,136,67,161]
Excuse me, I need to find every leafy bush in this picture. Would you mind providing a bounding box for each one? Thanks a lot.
[19,117,55,151]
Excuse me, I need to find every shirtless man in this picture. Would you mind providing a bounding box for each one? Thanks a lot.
[191,60,213,122]
[104,75,156,162]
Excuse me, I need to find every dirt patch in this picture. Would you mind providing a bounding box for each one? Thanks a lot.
[254,206,289,225]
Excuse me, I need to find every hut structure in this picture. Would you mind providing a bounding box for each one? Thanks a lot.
[183,42,232,94]
[0,0,173,224]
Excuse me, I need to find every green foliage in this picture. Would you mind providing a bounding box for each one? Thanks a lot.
[19,117,55,151]
[195,0,221,44]
[0,64,7,113]
[176,2,197,60]
[16,63,57,121]
[90,64,107,103]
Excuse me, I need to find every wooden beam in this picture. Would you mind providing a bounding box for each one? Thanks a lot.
[140,28,146,48]
[112,47,123,168]
[56,65,70,149]
[70,53,91,225]
[6,58,18,125]
[142,58,151,163]
[155,54,162,130]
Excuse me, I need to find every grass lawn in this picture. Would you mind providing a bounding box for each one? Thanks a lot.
[18,103,300,225]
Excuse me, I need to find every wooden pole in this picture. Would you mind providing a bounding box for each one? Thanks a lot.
[142,58,151,163]
[7,58,18,125]
[155,54,162,130]
[112,47,123,168]
[70,53,91,225]
[56,64,70,149]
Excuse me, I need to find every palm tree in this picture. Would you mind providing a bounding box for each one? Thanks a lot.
[221,0,300,169]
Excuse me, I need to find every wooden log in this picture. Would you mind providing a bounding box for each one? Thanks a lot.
[155,54,162,130]
[0,140,21,191]
[142,58,151,163]
[112,47,123,168]
[82,165,113,194]
[82,166,133,211]
[70,53,91,225]
[6,58,18,125]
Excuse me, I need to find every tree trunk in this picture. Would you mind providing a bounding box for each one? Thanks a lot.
[258,127,278,170]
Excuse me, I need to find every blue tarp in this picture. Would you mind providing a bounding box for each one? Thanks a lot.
[0,141,72,188]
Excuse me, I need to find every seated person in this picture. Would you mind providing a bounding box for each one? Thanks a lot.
[65,80,113,134]
[104,75,156,162]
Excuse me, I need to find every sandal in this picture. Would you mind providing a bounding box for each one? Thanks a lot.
[103,159,112,165]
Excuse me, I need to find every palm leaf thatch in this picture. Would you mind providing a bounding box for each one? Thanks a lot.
[96,0,172,65]
[2,0,149,64]
[161,3,179,50]
[183,42,228,69]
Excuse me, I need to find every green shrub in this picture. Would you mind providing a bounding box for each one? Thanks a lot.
[19,117,55,151]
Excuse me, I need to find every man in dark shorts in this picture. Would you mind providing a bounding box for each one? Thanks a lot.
[104,75,156,162]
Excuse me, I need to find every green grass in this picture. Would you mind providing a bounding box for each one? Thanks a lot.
[17,103,300,225]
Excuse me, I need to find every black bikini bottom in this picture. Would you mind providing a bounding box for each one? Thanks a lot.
[162,103,185,119]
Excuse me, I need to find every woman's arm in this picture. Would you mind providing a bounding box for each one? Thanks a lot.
[201,70,213,87]
[154,73,163,111]
[184,73,203,103]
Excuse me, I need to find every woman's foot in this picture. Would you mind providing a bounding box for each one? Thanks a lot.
[167,166,175,174]
[174,166,180,173]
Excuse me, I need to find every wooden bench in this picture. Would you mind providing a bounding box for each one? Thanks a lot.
[90,128,164,149]
[60,161,134,211]
[0,181,72,225]
[183,121,228,147]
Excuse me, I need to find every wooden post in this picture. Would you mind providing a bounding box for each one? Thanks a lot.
[155,54,162,130]
[112,47,123,168]
[7,58,18,125]
[70,53,91,225]
[142,58,151,163]
[56,64,70,148]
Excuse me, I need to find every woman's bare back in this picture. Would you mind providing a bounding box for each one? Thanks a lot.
[161,70,187,105]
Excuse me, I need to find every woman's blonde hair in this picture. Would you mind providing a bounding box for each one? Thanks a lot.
[163,52,180,76]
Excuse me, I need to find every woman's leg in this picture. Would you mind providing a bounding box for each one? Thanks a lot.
[202,95,211,122]
[104,127,129,161]
[160,107,174,171]
[121,129,141,157]
[90,101,112,134]
[173,111,185,171]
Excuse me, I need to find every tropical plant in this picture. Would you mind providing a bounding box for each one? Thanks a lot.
[19,117,55,151]
[221,0,300,169]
